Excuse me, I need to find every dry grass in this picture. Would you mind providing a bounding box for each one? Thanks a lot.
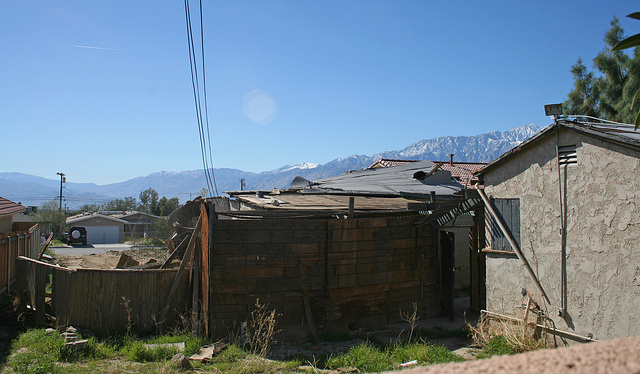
[245,299,280,357]
[469,312,548,354]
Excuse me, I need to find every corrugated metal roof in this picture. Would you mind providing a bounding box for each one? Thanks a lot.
[0,197,25,217]
[367,158,486,189]
[308,160,463,198]
[477,118,640,176]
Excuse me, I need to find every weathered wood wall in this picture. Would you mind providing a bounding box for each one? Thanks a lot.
[208,214,439,338]
[0,223,39,294]
[16,257,189,331]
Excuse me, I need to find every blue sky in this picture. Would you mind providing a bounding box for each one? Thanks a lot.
[1,1,637,185]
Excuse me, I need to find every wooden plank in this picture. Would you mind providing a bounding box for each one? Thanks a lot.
[159,213,202,324]
[37,233,53,261]
[299,262,319,341]
[201,202,211,336]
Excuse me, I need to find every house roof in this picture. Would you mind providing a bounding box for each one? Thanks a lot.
[293,160,463,199]
[476,118,640,176]
[66,213,128,225]
[0,197,25,217]
[111,211,162,220]
[368,158,486,188]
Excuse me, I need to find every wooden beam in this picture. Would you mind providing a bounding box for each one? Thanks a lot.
[299,262,319,341]
[160,235,189,269]
[37,233,53,261]
[159,214,202,324]
[477,188,550,305]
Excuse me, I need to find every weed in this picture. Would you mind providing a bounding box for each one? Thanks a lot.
[121,296,133,336]
[400,302,419,343]
[245,298,280,357]
[390,343,465,365]
[7,329,65,374]
[122,333,207,362]
[476,335,518,358]
[325,343,395,372]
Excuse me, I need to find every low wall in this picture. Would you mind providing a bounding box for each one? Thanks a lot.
[208,214,439,338]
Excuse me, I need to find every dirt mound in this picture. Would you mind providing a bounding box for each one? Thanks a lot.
[392,336,640,374]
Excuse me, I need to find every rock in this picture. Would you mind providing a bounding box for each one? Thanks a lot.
[66,339,88,351]
[171,353,192,370]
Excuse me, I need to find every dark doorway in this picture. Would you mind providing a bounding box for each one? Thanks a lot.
[440,231,455,320]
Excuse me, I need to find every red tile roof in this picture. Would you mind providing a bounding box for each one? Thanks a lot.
[0,197,26,217]
[368,158,487,188]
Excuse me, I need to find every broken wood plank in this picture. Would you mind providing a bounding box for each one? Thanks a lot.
[115,252,140,269]
[159,213,202,325]
[37,233,53,261]
[160,235,189,269]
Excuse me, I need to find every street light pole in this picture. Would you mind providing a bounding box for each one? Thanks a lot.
[56,172,65,213]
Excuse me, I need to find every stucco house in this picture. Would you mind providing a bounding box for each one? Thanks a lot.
[66,213,127,244]
[475,118,640,343]
[110,211,163,239]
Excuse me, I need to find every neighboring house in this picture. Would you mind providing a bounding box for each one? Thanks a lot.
[111,211,163,239]
[0,197,26,234]
[0,197,39,294]
[66,213,127,244]
[475,118,640,343]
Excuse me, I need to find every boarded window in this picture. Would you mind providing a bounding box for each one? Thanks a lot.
[487,198,520,252]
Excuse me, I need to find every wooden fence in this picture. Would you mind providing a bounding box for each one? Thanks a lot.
[207,214,440,339]
[16,257,189,331]
[0,223,39,294]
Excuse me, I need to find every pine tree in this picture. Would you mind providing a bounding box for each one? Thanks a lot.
[564,17,640,125]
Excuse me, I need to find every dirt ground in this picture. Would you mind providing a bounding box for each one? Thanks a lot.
[54,249,171,270]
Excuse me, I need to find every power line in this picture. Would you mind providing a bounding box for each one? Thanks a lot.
[184,0,218,196]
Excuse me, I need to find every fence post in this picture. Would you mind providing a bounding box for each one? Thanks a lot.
[7,236,11,293]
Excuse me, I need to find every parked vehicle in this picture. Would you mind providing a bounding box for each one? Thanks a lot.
[68,227,87,246]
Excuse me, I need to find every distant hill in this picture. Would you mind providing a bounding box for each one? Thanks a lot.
[1,124,541,209]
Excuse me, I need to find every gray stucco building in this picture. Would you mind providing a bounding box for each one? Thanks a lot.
[476,118,640,343]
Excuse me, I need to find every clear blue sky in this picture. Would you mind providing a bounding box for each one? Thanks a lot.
[2,1,637,185]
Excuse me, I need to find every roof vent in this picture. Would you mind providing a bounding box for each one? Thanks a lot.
[558,144,578,165]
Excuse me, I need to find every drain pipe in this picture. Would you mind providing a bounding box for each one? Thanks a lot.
[476,186,551,305]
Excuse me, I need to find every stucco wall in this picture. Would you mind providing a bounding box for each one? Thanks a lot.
[482,128,640,342]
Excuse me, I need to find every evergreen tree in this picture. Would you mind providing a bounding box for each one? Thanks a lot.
[564,17,640,125]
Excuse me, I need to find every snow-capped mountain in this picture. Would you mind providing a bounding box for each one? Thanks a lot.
[1,124,541,208]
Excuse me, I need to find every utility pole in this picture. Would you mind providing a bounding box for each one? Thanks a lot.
[240,178,246,191]
[56,172,65,213]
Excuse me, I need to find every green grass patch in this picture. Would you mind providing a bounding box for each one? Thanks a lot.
[477,335,518,359]
[325,342,463,372]
[122,333,207,362]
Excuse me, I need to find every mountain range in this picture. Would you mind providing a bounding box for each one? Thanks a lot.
[1,124,542,209]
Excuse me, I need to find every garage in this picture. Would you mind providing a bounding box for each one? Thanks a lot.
[86,225,121,244]
[66,213,126,245]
